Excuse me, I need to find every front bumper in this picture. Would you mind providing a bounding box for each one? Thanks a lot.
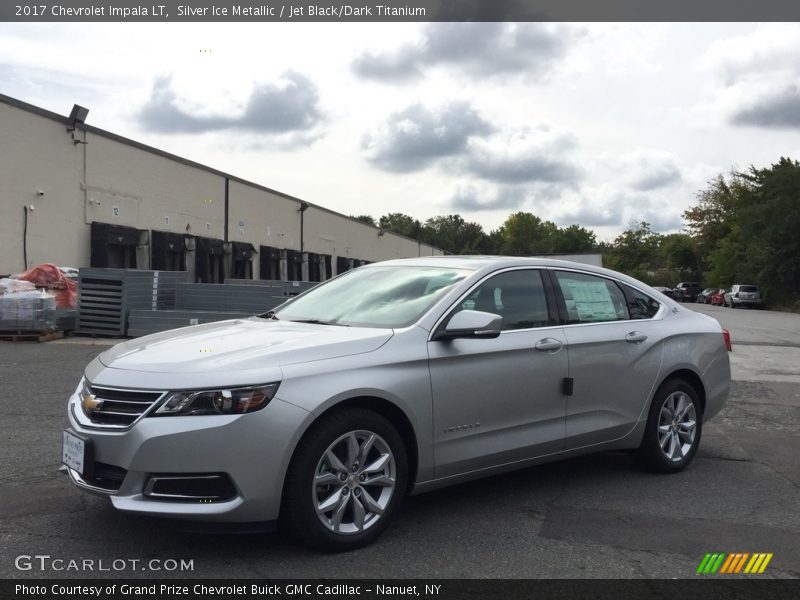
[66,386,311,522]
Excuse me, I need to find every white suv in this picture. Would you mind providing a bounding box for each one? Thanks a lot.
[724,284,762,309]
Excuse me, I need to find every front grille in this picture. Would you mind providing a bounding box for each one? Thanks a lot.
[83,462,128,491]
[84,385,164,427]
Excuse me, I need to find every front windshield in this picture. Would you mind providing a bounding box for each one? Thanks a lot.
[273,266,471,328]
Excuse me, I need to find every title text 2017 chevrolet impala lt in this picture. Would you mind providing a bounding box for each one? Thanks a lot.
[64,257,730,551]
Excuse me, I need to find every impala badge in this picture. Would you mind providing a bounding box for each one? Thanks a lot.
[445,422,481,433]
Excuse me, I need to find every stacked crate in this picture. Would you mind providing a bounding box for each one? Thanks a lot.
[76,269,190,336]
[127,282,287,337]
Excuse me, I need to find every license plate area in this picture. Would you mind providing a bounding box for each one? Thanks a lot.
[62,430,94,477]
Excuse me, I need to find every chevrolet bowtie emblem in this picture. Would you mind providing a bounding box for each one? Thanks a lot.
[81,392,103,414]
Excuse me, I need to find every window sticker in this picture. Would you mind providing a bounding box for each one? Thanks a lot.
[562,279,618,322]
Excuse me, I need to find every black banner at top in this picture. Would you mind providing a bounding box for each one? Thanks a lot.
[3,0,800,22]
[4,579,800,600]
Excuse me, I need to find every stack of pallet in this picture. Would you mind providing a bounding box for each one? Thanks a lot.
[0,290,60,342]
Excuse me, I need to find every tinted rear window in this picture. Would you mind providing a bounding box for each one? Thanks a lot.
[740,285,758,293]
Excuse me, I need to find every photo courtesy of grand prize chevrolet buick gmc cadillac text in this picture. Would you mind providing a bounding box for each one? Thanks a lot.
[63,257,731,551]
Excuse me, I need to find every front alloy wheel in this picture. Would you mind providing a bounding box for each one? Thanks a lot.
[282,408,407,551]
[637,378,702,473]
[313,430,396,535]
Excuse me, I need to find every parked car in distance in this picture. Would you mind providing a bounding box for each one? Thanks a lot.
[652,286,675,299]
[724,284,762,309]
[673,282,702,303]
[696,288,718,304]
[710,289,726,306]
[63,257,731,551]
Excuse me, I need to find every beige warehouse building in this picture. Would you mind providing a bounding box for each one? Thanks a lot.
[0,93,443,281]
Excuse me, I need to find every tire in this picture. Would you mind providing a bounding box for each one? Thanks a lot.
[636,378,702,473]
[282,408,408,552]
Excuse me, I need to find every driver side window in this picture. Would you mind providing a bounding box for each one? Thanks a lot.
[455,270,551,331]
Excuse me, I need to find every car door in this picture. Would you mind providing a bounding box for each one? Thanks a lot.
[428,268,568,478]
[550,270,665,450]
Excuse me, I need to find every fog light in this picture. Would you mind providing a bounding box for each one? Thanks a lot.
[143,473,237,501]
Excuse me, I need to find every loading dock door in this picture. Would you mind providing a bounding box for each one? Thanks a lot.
[195,236,225,283]
[322,254,332,280]
[151,230,189,271]
[285,250,302,281]
[259,246,282,281]
[308,253,321,282]
[336,256,351,276]
[90,222,146,269]
[231,242,256,279]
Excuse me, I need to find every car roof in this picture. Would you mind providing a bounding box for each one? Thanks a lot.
[373,255,594,271]
[366,255,650,289]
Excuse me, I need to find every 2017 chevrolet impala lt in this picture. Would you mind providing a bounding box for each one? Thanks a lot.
[64,257,731,551]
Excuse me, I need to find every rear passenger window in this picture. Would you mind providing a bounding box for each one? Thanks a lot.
[555,271,628,323]
[622,284,661,319]
[455,270,551,331]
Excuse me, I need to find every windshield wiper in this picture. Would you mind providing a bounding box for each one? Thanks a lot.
[288,319,349,327]
[258,311,279,320]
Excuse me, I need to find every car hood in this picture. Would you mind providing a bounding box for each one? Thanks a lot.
[98,318,393,373]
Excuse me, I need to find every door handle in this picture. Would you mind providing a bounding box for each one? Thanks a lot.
[625,331,648,343]
[535,337,563,352]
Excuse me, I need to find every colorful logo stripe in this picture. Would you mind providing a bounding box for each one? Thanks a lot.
[697,553,773,574]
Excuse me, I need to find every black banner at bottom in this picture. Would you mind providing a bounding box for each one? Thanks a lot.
[3,580,799,600]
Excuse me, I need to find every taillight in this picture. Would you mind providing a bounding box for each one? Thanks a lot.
[722,328,732,352]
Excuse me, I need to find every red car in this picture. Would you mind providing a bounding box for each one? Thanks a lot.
[710,289,726,306]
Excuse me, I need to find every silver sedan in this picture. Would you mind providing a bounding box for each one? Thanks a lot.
[63,257,730,551]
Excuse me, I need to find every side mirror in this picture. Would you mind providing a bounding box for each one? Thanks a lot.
[432,309,503,342]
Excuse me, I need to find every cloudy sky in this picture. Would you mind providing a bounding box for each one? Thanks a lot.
[2,22,800,241]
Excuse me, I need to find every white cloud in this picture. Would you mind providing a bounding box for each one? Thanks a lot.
[699,24,800,130]
[2,22,798,239]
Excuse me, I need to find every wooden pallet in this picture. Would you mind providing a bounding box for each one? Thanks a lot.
[0,330,64,343]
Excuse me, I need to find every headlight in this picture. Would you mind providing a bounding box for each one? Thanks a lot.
[154,383,279,416]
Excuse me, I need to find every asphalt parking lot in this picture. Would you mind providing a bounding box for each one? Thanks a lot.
[1,303,798,579]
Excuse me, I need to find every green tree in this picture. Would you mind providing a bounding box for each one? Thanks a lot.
[685,157,800,307]
[683,173,742,273]
[731,158,800,304]
[658,233,698,274]
[378,213,422,240]
[352,214,376,226]
[420,214,489,254]
[550,224,597,254]
[604,221,661,281]
[498,212,557,255]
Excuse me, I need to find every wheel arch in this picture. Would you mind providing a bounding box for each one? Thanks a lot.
[282,395,419,496]
[655,368,706,414]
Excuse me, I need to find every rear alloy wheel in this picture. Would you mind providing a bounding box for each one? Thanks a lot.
[637,378,702,473]
[282,408,407,551]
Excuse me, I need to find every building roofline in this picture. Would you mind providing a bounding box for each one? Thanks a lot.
[0,92,441,252]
